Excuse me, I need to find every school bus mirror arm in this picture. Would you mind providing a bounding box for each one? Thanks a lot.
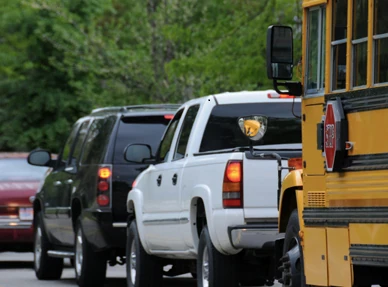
[273,80,303,97]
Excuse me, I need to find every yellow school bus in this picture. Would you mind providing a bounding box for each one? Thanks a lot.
[266,0,388,286]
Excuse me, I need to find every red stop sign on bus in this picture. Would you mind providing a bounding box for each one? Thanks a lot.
[324,103,336,171]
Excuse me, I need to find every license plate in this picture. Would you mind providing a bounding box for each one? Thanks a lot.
[19,207,33,221]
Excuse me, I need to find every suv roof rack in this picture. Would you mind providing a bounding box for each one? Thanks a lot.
[91,104,181,114]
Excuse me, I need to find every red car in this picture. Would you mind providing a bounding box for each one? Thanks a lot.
[0,152,49,251]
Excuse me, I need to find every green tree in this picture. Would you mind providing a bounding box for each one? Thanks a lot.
[0,0,302,152]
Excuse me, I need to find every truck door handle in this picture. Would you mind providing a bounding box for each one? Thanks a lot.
[53,181,62,186]
[172,174,178,185]
[157,175,162,186]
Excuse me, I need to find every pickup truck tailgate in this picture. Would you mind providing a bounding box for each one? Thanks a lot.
[243,156,289,220]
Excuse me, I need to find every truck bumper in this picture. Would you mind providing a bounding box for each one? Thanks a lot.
[228,224,283,249]
[81,209,126,253]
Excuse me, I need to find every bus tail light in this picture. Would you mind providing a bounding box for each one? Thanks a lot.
[223,160,243,208]
[97,166,112,207]
[288,158,303,170]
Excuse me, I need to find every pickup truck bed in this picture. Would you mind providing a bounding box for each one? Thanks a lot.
[125,90,302,287]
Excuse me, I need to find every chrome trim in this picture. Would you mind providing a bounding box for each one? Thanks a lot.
[65,166,74,172]
[331,38,347,45]
[202,246,209,287]
[0,218,32,229]
[229,227,281,249]
[129,240,137,284]
[47,250,75,258]
[75,229,83,276]
[352,37,368,45]
[0,215,18,219]
[29,196,35,203]
[143,218,189,226]
[373,33,388,40]
[113,222,127,228]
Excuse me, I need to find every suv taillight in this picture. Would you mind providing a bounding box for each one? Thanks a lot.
[97,166,111,206]
[223,160,243,208]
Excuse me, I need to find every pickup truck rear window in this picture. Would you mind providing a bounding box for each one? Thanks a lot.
[113,116,171,164]
[199,102,301,152]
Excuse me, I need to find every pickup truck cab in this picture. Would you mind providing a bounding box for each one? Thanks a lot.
[125,90,302,287]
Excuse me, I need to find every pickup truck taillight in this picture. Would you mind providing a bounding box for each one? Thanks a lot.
[97,166,111,206]
[222,160,243,208]
[288,157,303,170]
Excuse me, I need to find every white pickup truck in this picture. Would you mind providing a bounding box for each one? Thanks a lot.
[124,90,302,287]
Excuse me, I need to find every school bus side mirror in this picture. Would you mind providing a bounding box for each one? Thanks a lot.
[266,25,302,96]
[266,25,294,80]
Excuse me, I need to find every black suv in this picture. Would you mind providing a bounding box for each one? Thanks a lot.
[27,104,179,287]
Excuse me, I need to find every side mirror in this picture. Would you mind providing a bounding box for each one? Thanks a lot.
[28,149,52,167]
[238,116,268,142]
[124,144,153,164]
[267,25,294,80]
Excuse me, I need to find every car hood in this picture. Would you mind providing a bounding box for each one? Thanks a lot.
[0,181,40,206]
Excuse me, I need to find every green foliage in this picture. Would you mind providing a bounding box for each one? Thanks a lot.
[0,0,302,152]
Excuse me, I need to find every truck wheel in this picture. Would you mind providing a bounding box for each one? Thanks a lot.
[126,220,162,287]
[75,219,107,287]
[280,209,305,287]
[34,212,63,280]
[197,226,238,287]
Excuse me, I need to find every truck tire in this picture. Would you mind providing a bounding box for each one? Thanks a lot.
[34,212,63,280]
[280,209,305,287]
[197,226,238,287]
[75,219,107,287]
[126,220,163,287]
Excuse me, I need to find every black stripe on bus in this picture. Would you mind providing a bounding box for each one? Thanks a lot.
[350,244,388,267]
[303,207,388,227]
[325,86,388,113]
[343,153,388,171]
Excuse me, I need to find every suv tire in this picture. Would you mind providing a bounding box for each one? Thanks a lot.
[34,212,63,280]
[197,226,238,287]
[75,219,107,287]
[126,220,162,287]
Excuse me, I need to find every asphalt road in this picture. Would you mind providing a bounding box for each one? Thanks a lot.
[0,252,197,287]
[0,252,284,287]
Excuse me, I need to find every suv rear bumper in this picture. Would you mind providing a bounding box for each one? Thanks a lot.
[228,224,283,249]
[81,209,126,252]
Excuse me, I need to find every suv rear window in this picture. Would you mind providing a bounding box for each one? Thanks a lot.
[199,102,301,152]
[0,158,48,182]
[114,116,171,164]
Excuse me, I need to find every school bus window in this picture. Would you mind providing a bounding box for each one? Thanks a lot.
[306,7,326,95]
[374,0,388,84]
[352,0,368,88]
[331,0,347,91]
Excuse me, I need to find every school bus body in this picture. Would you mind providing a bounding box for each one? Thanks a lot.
[272,0,388,286]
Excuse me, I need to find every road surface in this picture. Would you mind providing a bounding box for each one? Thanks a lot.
[0,252,197,287]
